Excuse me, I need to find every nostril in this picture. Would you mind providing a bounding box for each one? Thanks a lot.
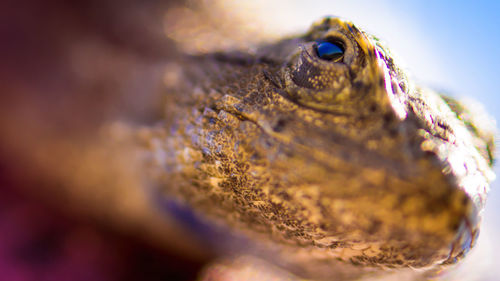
[273,118,287,132]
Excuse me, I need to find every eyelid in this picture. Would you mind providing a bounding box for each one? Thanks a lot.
[316,37,346,51]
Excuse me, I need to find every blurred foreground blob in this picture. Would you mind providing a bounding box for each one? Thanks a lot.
[198,256,299,281]
[0,172,204,281]
[0,0,212,280]
[0,0,278,269]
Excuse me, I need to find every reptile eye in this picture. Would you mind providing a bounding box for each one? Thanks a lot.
[314,40,344,62]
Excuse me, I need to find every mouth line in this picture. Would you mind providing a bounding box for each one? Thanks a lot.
[442,215,477,265]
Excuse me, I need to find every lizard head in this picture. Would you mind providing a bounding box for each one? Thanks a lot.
[164,16,495,277]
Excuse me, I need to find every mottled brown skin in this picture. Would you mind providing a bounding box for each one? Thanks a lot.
[145,17,495,280]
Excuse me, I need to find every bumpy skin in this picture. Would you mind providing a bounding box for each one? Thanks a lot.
[146,17,495,280]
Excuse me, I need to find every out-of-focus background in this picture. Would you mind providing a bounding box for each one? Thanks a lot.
[0,0,498,280]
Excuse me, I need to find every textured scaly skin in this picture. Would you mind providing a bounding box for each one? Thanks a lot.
[144,17,495,280]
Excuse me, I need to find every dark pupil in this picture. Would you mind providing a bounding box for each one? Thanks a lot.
[315,41,344,61]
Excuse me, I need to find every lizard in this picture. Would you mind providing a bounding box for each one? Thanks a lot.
[137,16,496,280]
[0,3,495,279]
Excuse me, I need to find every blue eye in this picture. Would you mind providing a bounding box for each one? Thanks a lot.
[315,40,344,61]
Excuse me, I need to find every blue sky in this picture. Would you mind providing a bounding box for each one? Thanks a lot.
[394,1,500,112]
